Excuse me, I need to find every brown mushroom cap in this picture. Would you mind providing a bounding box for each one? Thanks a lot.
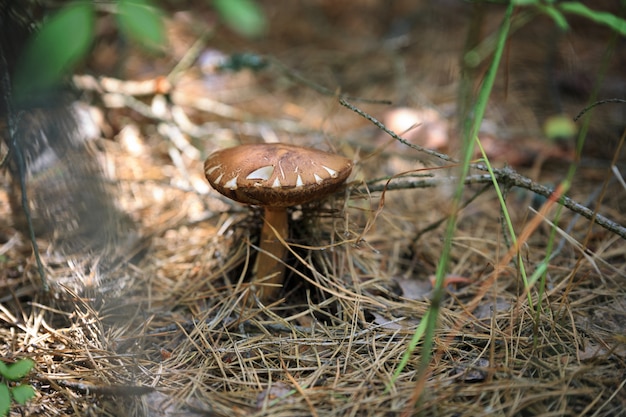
[204,143,352,207]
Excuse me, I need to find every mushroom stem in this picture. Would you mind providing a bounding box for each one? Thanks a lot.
[253,207,288,300]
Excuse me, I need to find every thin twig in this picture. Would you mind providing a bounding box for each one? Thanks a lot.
[339,98,455,163]
[52,378,155,396]
[573,98,626,121]
[271,58,392,105]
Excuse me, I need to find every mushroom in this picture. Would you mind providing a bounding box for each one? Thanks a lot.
[204,143,353,301]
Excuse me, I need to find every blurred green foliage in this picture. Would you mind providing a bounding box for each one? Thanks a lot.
[512,0,626,35]
[11,0,266,98]
[117,0,166,51]
[13,2,95,100]
[0,359,36,417]
[213,0,267,38]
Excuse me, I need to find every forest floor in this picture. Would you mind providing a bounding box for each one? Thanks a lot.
[1,1,625,416]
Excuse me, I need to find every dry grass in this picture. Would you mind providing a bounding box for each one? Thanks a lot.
[2,2,626,416]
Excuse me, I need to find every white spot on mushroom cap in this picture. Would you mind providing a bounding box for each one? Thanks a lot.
[313,173,323,184]
[246,165,274,181]
[214,173,224,184]
[272,178,281,188]
[205,164,221,176]
[224,176,238,190]
[322,165,338,178]
[296,174,304,188]
[278,163,286,180]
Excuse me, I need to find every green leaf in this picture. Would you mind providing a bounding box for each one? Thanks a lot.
[543,115,577,140]
[0,384,10,417]
[538,5,569,31]
[559,2,626,36]
[117,0,166,51]
[3,360,34,381]
[0,362,8,377]
[10,385,36,405]
[213,0,267,38]
[13,2,95,99]
[512,0,539,5]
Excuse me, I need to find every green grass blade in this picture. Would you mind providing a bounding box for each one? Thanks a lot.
[391,2,516,401]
